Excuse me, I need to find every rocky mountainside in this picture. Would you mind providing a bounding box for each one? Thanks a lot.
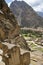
[10,0,43,28]
[37,12,43,17]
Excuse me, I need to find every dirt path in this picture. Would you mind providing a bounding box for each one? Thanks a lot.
[30,51,43,65]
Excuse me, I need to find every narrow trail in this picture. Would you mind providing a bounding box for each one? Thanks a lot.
[30,51,43,65]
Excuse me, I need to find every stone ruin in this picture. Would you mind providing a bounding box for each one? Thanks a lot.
[0,0,30,65]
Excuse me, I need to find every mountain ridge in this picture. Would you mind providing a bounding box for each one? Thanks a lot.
[10,0,43,28]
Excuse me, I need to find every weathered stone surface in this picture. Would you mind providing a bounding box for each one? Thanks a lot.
[0,42,8,55]
[21,52,30,65]
[8,46,21,65]
[0,0,31,51]
[0,0,20,41]
[0,26,6,41]
[13,36,31,51]
[2,55,9,65]
[2,46,30,65]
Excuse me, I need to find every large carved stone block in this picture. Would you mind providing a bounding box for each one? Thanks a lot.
[8,46,21,65]
[1,46,30,65]
[21,52,30,65]
[2,55,9,65]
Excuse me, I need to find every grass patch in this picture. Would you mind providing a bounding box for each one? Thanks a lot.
[37,47,43,52]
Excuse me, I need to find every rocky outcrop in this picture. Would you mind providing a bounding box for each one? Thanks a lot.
[0,0,31,51]
[0,0,30,65]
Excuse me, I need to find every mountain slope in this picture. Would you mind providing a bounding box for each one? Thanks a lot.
[37,12,43,17]
[10,0,43,28]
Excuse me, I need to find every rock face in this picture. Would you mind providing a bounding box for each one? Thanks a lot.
[21,52,30,65]
[2,46,30,65]
[0,0,30,65]
[0,42,8,55]
[10,0,43,28]
[0,0,31,51]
